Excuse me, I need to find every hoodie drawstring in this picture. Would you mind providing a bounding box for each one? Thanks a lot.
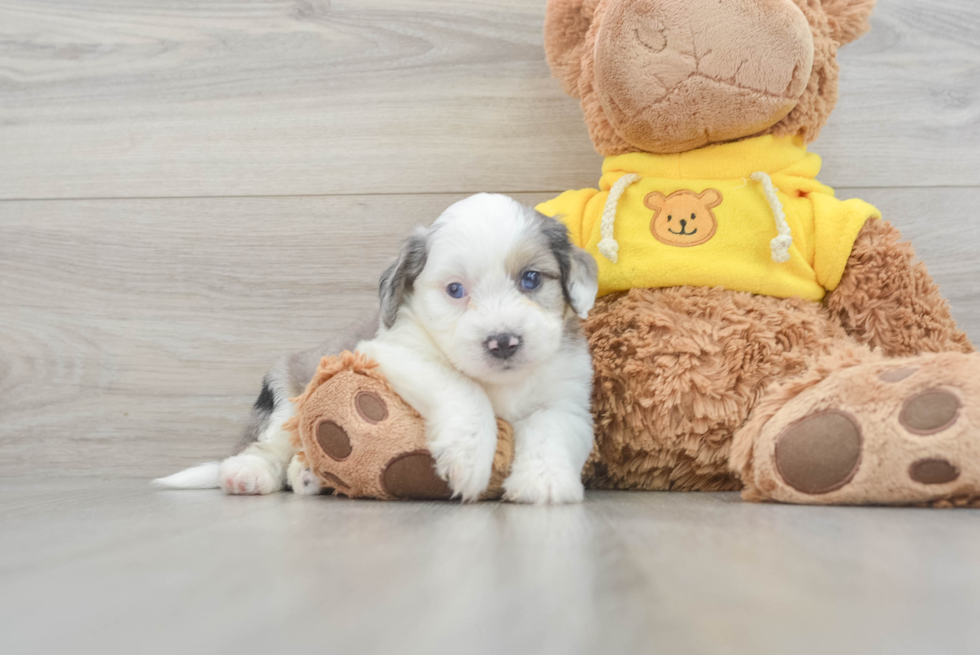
[751,171,793,263]
[598,171,793,264]
[597,173,640,263]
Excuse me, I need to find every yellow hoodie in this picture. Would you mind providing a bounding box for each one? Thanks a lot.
[536,135,880,301]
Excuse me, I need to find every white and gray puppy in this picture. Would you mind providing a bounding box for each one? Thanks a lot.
[156,193,598,504]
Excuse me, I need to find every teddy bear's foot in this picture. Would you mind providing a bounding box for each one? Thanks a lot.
[743,352,980,506]
[286,351,516,501]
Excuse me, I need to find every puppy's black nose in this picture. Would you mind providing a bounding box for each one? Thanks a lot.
[486,333,522,360]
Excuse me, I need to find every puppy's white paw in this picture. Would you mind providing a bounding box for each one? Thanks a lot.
[292,468,323,496]
[427,419,497,503]
[286,456,323,496]
[219,454,282,495]
[503,466,584,505]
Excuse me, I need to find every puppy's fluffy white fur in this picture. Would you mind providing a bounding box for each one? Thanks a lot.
[155,194,598,504]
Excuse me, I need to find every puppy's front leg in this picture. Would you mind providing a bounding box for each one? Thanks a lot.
[504,404,593,505]
[362,342,498,502]
[423,383,499,502]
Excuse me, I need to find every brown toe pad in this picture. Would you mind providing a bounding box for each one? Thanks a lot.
[382,451,453,500]
[775,410,862,495]
[879,367,917,383]
[900,389,961,435]
[316,420,352,460]
[909,458,960,485]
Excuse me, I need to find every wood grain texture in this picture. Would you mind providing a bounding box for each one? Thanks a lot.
[0,193,543,478]
[0,0,597,199]
[1,189,978,479]
[818,0,980,186]
[3,479,980,655]
[0,0,978,200]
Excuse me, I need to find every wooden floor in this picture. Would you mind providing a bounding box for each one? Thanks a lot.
[4,479,980,655]
[2,1,980,653]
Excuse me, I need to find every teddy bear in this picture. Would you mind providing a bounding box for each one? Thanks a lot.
[536,0,980,506]
[289,0,980,506]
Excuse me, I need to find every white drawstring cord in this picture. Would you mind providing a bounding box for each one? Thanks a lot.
[751,171,793,263]
[597,173,640,263]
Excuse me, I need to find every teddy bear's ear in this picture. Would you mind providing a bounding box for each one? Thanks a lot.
[544,0,595,98]
[698,189,723,209]
[821,0,876,45]
[644,192,666,212]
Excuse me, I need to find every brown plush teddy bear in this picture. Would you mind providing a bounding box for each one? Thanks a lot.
[537,0,980,506]
[290,0,980,506]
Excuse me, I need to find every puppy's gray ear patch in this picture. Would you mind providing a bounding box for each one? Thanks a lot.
[379,227,429,329]
[566,246,598,319]
[536,210,598,320]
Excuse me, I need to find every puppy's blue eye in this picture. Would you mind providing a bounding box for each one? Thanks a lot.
[446,283,466,299]
[521,271,542,290]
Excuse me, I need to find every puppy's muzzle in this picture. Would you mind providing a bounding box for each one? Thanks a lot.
[485,333,522,360]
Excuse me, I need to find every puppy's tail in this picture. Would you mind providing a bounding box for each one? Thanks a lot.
[152,462,221,489]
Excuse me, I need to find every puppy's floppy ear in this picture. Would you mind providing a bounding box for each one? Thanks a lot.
[537,210,599,320]
[379,226,430,329]
[564,245,599,319]
[822,0,876,45]
[544,0,596,98]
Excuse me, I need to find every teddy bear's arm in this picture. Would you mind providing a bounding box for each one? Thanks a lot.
[357,337,499,502]
[825,219,974,357]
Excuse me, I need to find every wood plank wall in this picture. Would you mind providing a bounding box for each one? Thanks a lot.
[1,0,978,479]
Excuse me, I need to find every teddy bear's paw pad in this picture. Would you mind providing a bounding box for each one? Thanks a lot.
[354,391,388,423]
[909,458,960,485]
[879,367,917,383]
[318,471,350,493]
[382,451,452,500]
[899,389,961,435]
[774,410,862,495]
[316,420,352,460]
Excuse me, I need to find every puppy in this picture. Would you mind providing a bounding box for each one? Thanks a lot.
[155,194,598,504]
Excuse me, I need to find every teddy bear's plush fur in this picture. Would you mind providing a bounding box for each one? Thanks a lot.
[542,0,980,504]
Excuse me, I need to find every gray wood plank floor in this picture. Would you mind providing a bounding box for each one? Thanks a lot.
[2,1,980,652]
[3,479,980,655]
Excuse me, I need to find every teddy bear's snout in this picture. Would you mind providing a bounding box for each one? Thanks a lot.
[593,0,814,153]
